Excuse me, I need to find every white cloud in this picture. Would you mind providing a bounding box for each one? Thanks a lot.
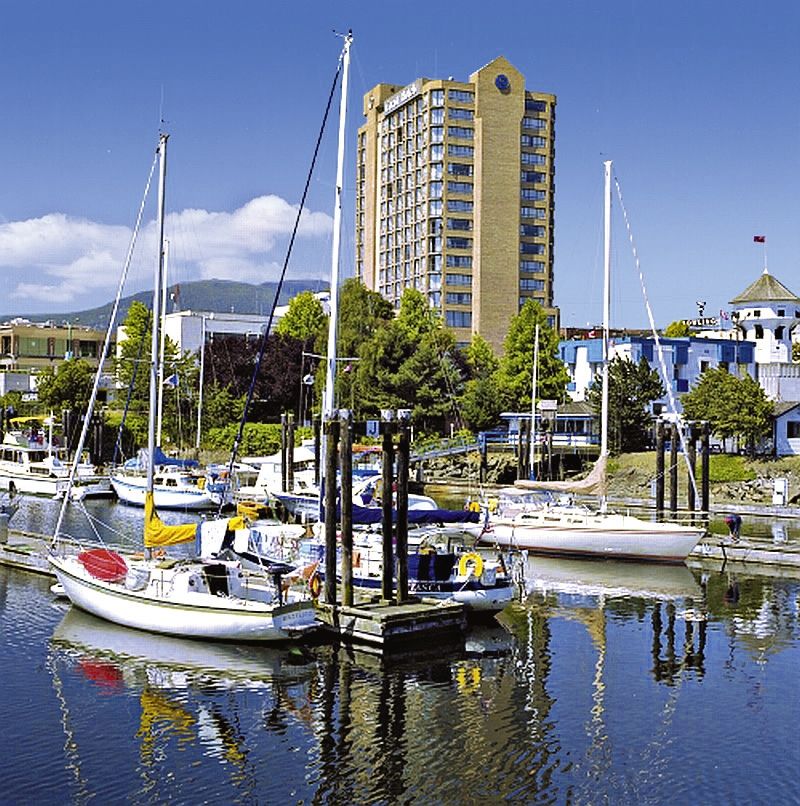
[0,196,333,313]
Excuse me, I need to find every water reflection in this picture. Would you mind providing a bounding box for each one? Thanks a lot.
[19,555,800,801]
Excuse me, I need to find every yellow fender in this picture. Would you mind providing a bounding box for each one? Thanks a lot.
[458,551,483,578]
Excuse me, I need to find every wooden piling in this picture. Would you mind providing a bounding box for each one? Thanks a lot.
[286,413,296,494]
[280,412,288,494]
[380,411,396,602]
[669,422,679,519]
[701,421,710,520]
[323,418,339,605]
[313,418,321,486]
[339,410,354,607]
[396,411,410,603]
[687,424,697,523]
[655,420,665,521]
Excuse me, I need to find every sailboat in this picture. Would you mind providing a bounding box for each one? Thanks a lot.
[480,161,705,563]
[48,133,317,641]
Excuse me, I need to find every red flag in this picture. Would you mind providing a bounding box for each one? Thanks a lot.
[753,235,765,243]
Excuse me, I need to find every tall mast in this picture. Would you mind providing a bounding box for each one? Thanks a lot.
[600,160,612,510]
[529,323,539,475]
[156,238,169,446]
[321,31,352,419]
[148,133,168,492]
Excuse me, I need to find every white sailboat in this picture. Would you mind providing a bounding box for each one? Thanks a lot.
[49,133,317,641]
[481,161,704,563]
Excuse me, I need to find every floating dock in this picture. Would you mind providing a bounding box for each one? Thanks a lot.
[315,597,467,649]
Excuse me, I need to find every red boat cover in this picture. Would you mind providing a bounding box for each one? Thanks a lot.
[78,549,128,582]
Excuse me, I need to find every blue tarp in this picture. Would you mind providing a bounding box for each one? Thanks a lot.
[152,446,199,469]
[344,502,480,526]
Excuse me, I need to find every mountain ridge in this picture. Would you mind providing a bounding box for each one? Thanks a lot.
[1,278,329,330]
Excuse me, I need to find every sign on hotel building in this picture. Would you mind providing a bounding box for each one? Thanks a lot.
[355,56,558,351]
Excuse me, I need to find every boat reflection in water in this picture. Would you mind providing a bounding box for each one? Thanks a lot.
[49,606,318,796]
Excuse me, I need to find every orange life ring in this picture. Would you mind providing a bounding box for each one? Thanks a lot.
[309,573,322,599]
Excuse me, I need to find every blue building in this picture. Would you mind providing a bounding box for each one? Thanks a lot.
[559,335,756,416]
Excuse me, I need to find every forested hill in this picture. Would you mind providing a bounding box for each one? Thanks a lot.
[2,278,327,330]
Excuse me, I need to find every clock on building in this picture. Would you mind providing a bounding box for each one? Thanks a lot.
[495,74,510,93]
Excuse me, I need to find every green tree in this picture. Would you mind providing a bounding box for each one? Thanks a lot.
[459,335,504,431]
[587,355,664,454]
[681,367,773,454]
[663,320,692,337]
[495,300,569,411]
[332,279,394,417]
[35,358,95,413]
[355,288,463,431]
[275,291,326,344]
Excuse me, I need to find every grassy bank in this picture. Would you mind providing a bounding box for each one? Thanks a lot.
[607,452,800,505]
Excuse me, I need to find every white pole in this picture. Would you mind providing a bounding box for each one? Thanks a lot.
[529,323,539,475]
[195,315,206,450]
[321,31,352,421]
[148,133,168,492]
[156,239,169,447]
[601,160,612,510]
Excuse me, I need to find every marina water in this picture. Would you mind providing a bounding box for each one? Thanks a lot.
[1,495,798,802]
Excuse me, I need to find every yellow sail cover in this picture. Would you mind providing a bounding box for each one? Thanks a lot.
[144,492,199,547]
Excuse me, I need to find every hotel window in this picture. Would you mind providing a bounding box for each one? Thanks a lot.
[448,144,474,157]
[522,117,546,130]
[430,163,443,180]
[446,292,472,306]
[447,218,472,231]
[429,181,443,199]
[446,255,472,268]
[429,291,441,307]
[521,135,547,147]
[521,170,546,183]
[430,108,444,125]
[446,310,472,328]
[430,89,444,106]
[448,162,472,176]
[447,181,473,194]
[448,89,474,103]
[520,260,545,273]
[520,242,545,255]
[447,126,473,139]
[521,152,546,165]
[429,200,442,215]
[429,272,442,290]
[430,144,443,160]
[446,237,471,249]
[446,273,472,286]
[521,206,546,219]
[430,126,444,143]
[521,189,546,201]
[520,224,545,237]
[519,278,545,291]
[525,99,548,112]
[448,199,474,212]
[449,107,473,120]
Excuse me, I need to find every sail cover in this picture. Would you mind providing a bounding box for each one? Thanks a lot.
[144,492,199,547]
[514,453,608,497]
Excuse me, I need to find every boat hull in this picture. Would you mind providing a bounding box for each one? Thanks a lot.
[0,465,68,496]
[111,474,218,510]
[49,555,316,642]
[482,511,704,563]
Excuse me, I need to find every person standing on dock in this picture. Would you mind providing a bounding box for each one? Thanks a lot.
[724,514,742,542]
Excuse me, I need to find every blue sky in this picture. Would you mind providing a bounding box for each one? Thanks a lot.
[1,0,798,329]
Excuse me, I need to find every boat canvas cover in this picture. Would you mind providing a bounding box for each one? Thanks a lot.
[345,503,481,526]
[124,447,199,470]
[514,453,608,497]
[143,492,200,547]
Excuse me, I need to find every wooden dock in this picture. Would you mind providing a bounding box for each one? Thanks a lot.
[315,597,467,649]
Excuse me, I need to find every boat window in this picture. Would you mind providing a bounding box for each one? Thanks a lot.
[166,478,177,487]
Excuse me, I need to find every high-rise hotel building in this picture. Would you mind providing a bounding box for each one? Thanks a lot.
[355,56,557,351]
